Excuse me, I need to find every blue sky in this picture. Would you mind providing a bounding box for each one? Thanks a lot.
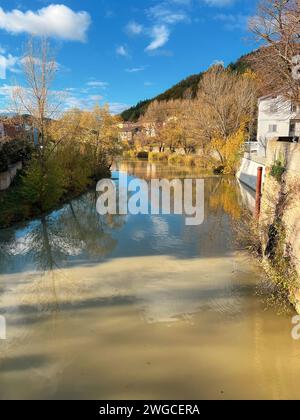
[0,0,258,114]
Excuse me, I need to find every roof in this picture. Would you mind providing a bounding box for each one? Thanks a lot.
[0,120,23,139]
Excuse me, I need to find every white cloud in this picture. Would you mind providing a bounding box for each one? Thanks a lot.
[63,96,129,114]
[88,94,104,102]
[116,45,129,57]
[214,14,250,30]
[144,1,191,52]
[0,83,17,112]
[126,21,143,35]
[202,0,235,6]
[145,25,170,51]
[125,67,146,73]
[211,59,225,66]
[0,83,15,97]
[63,92,101,110]
[63,95,85,109]
[0,83,129,116]
[0,57,6,79]
[169,0,191,4]
[109,102,130,115]
[0,5,91,42]
[0,54,20,79]
[147,4,189,24]
[86,81,109,88]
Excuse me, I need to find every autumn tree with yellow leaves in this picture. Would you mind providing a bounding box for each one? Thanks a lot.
[136,66,257,172]
[7,38,122,219]
[193,66,258,172]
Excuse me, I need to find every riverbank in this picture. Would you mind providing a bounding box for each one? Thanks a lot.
[123,150,235,175]
[0,166,111,229]
[259,141,300,313]
[236,140,300,314]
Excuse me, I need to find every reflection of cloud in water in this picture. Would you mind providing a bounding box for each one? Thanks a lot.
[4,232,84,258]
[5,234,32,256]
[151,217,182,252]
[131,230,146,242]
[0,193,125,274]
[152,217,169,237]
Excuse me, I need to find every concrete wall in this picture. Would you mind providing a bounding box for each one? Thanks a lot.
[236,157,266,191]
[0,161,22,191]
[265,140,300,277]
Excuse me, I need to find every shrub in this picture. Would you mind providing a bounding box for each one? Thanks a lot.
[270,160,286,183]
[20,157,66,212]
[213,165,225,175]
[136,151,148,159]
[184,156,198,167]
[0,139,33,173]
[149,152,168,162]
[123,150,137,159]
[0,149,8,172]
[57,142,94,194]
[168,154,185,166]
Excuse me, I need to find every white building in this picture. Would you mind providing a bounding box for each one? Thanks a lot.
[257,95,300,156]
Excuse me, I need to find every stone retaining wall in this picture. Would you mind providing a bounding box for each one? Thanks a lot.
[260,140,300,310]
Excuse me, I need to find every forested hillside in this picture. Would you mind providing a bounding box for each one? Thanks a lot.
[121,52,253,122]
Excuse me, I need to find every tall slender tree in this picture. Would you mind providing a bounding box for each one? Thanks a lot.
[249,0,300,103]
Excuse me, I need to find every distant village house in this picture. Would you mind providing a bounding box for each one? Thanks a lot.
[0,120,23,142]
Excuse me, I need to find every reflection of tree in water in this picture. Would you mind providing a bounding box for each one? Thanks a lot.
[117,159,209,181]
[198,178,243,253]
[208,178,242,221]
[0,192,125,318]
[51,192,124,263]
[1,191,125,272]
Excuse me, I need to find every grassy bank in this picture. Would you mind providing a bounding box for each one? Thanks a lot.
[0,146,111,229]
[0,166,111,229]
[236,207,299,314]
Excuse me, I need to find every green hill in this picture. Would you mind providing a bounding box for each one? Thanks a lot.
[121,52,253,122]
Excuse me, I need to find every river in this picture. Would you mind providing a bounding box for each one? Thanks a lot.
[0,159,299,400]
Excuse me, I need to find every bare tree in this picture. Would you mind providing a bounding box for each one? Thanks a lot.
[249,0,300,103]
[195,66,258,141]
[12,38,62,161]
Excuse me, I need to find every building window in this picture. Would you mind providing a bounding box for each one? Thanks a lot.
[268,124,277,133]
[291,104,297,113]
[290,122,296,135]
